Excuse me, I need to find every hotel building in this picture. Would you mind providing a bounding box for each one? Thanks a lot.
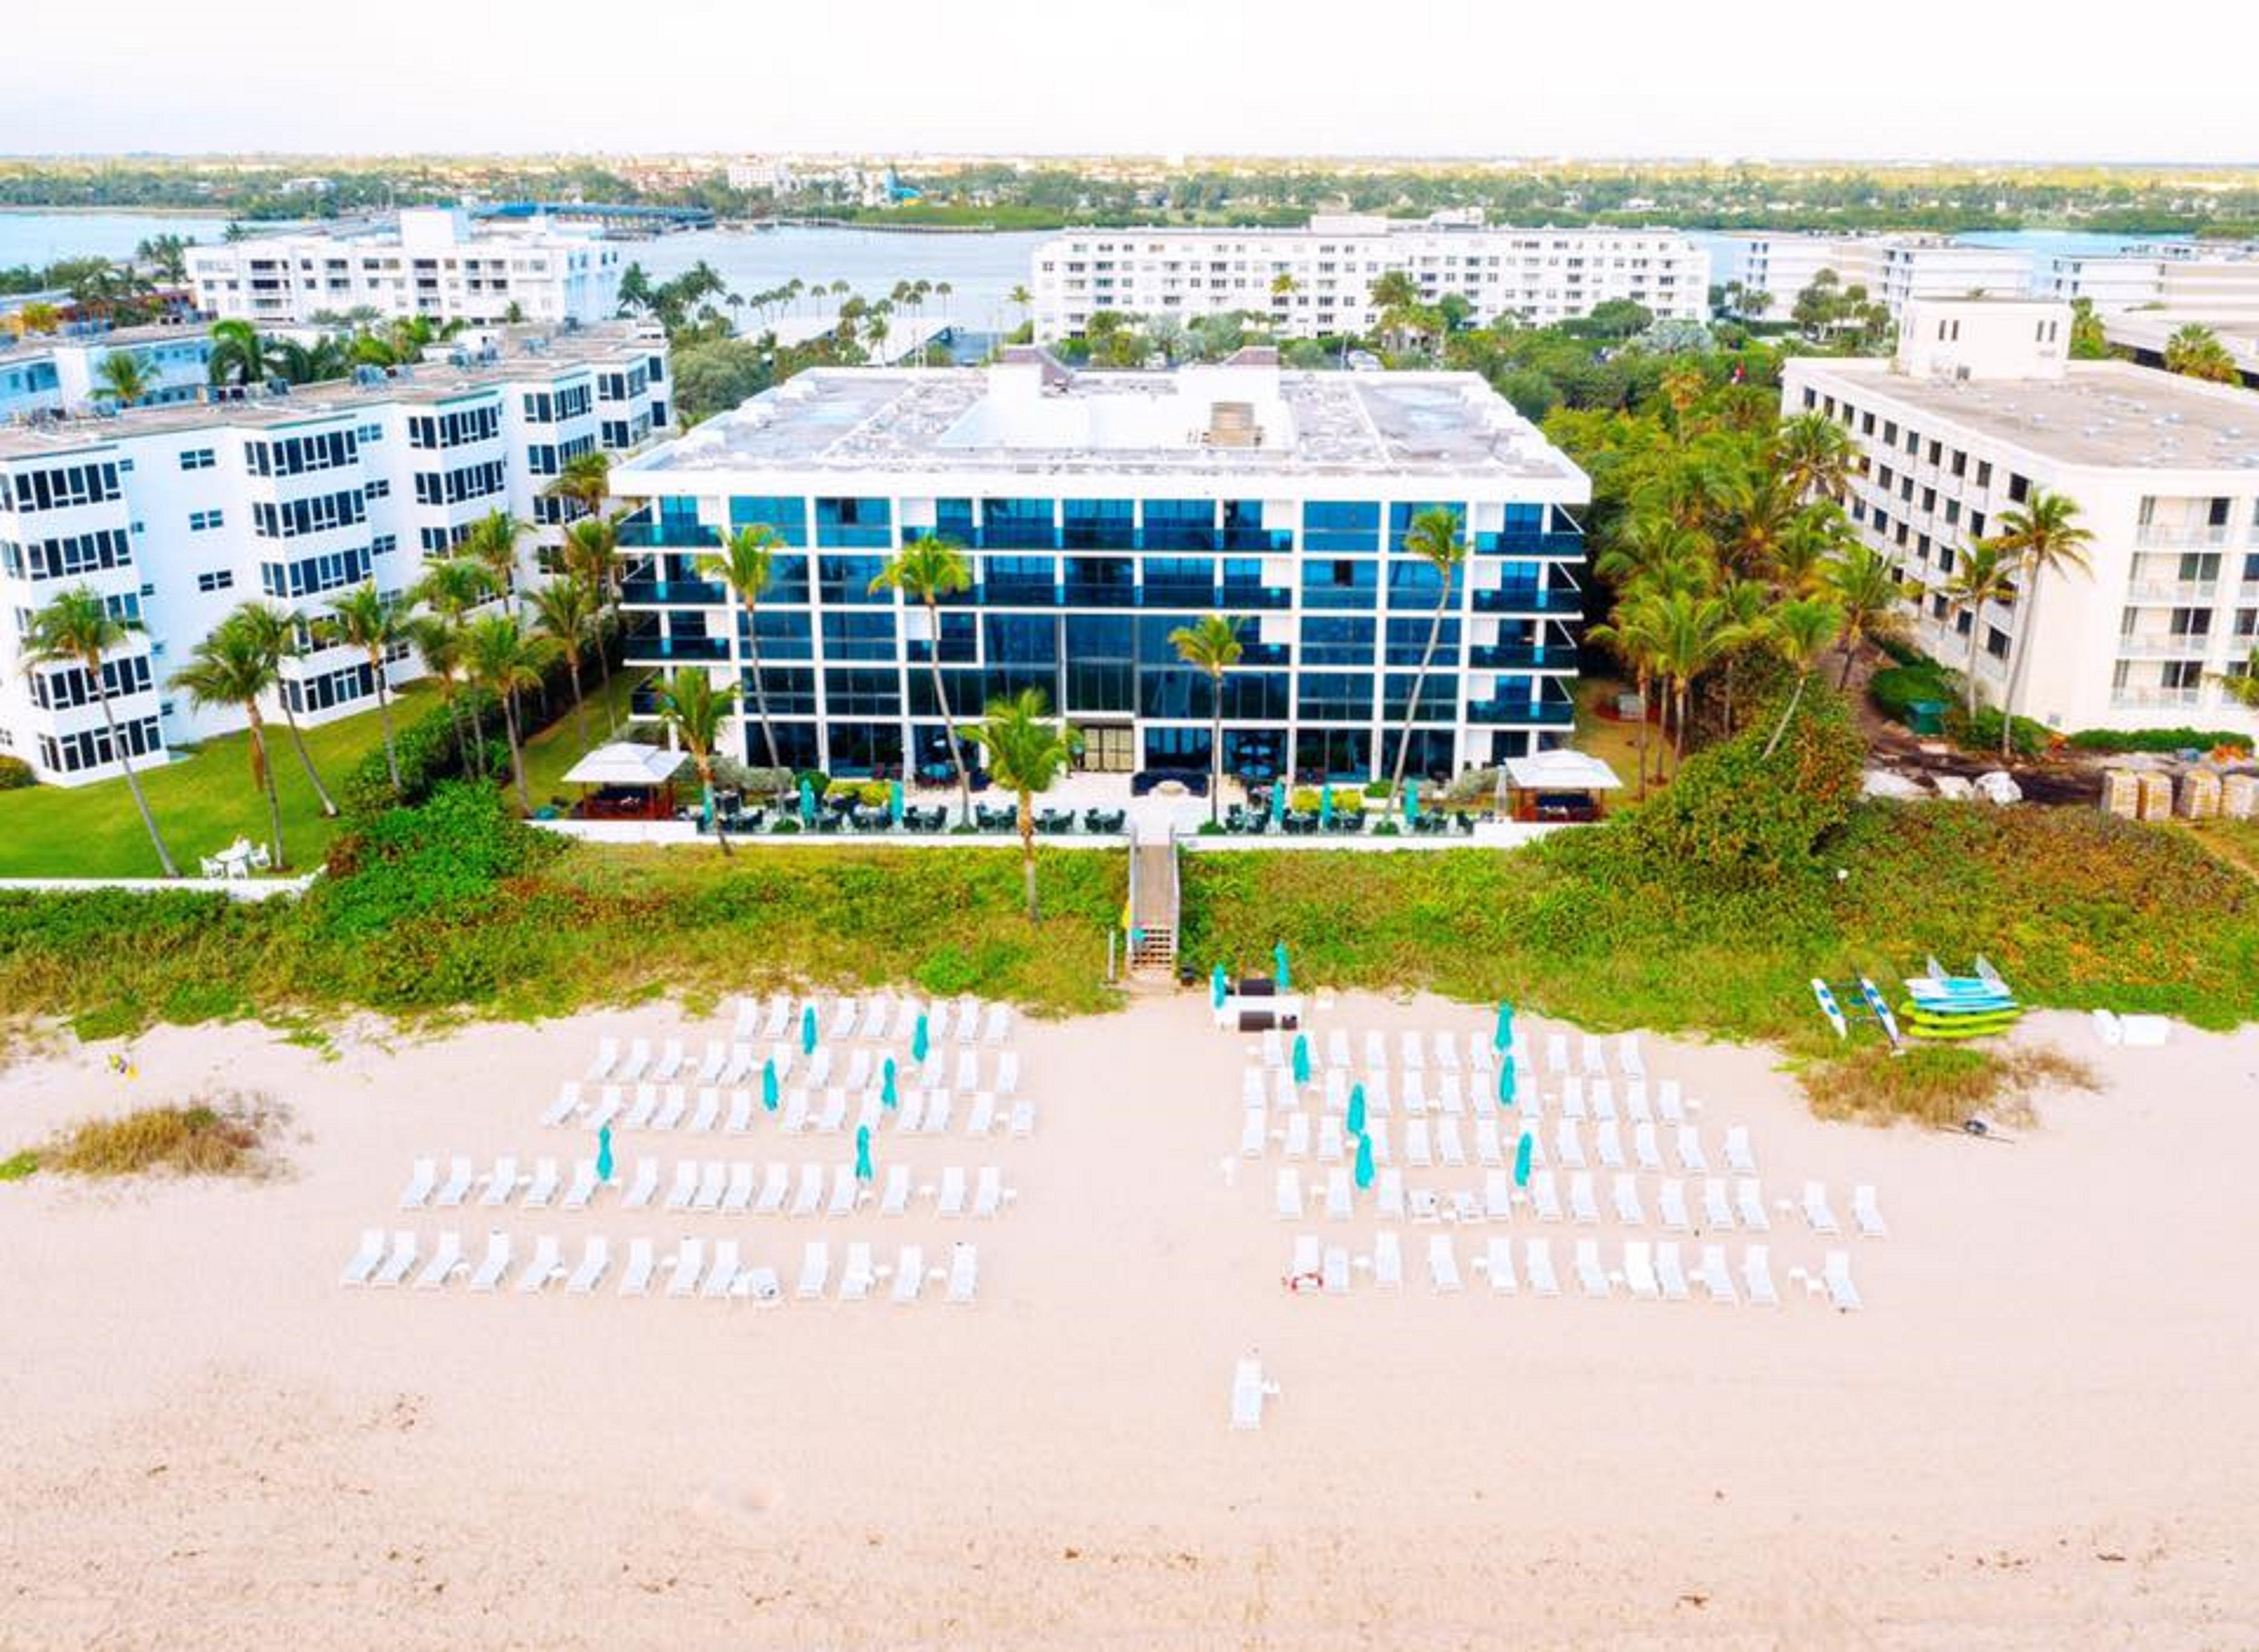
[608,350,1589,784]
[186,208,623,329]
[1781,298,2259,738]
[0,324,670,785]
[1714,233,2030,323]
[1030,214,1708,342]
[2044,242,2259,319]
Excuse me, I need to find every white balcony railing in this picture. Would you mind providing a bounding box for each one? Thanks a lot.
[2134,523,2232,550]
[2116,635,2215,659]
[2112,686,2206,709]
[2125,579,2221,602]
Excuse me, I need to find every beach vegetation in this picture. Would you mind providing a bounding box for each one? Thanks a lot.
[37,1092,281,1179]
[1801,1043,2099,1128]
[0,1149,38,1181]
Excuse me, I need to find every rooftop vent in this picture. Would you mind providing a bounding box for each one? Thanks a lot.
[1205,401,1261,449]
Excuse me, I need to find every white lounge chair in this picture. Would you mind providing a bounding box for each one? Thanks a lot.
[1476,1118,1504,1167]
[624,1159,659,1210]
[691,1088,721,1133]
[760,997,790,1041]
[1483,1169,1513,1221]
[1590,1080,1616,1122]
[880,1164,911,1217]
[1625,1079,1651,1123]
[1405,1119,1432,1168]
[585,1087,621,1131]
[780,1091,809,1134]
[816,1089,848,1134]
[806,1048,833,1089]
[1623,1239,1659,1299]
[1399,1029,1424,1072]
[995,1051,1020,1097]
[663,1162,697,1211]
[1531,1169,1564,1224]
[731,997,759,1040]
[1802,1180,1841,1236]
[587,1038,620,1082]
[1545,1032,1569,1075]
[618,1039,653,1083]
[1437,1118,1467,1168]
[1009,1102,1035,1139]
[1326,1167,1353,1221]
[1633,1121,1663,1172]
[1363,1030,1388,1071]
[479,1157,519,1209]
[790,1163,823,1218]
[1618,1035,1646,1078]
[652,1038,686,1083]
[954,1050,980,1094]
[947,1242,979,1305]
[665,1238,704,1299]
[891,1244,925,1305]
[1724,1124,1756,1174]
[1524,1237,1561,1298]
[1554,1117,1585,1170]
[839,1242,875,1303]
[1230,1355,1269,1430]
[1657,1078,1685,1123]
[1318,1115,1345,1163]
[514,1235,561,1294]
[1560,1076,1586,1119]
[1377,1168,1405,1221]
[1283,1113,1310,1159]
[468,1232,513,1292]
[1326,1030,1352,1070]
[1374,1229,1404,1289]
[1658,1177,1690,1233]
[1485,1234,1516,1294]
[541,1083,582,1128]
[1612,1173,1646,1227]
[938,1165,968,1219]
[1853,1184,1888,1238]
[1655,1241,1690,1302]
[619,1237,656,1296]
[701,1239,742,1299]
[955,996,980,1045]
[1569,1171,1600,1226]
[983,1003,1010,1044]
[1735,1177,1770,1232]
[1823,1249,1862,1311]
[1437,1074,1464,1116]
[1574,1238,1610,1298]
[1698,1243,1737,1304]
[721,1161,755,1213]
[797,1240,831,1300]
[965,1092,996,1137]
[338,1227,385,1287]
[567,1236,610,1295]
[1273,1069,1298,1112]
[1262,1027,1285,1069]
[1240,1111,1268,1158]
[827,1164,857,1218]
[1675,1124,1708,1173]
[1275,1168,1303,1220]
[414,1231,463,1290]
[689,1158,725,1210]
[974,1166,1002,1218]
[698,1040,728,1084]
[1595,1121,1625,1171]
[562,1158,599,1211]
[722,1043,756,1086]
[1323,1245,1350,1295]
[523,1157,561,1210]
[1701,1176,1734,1231]
[1242,1068,1266,1111]
[1427,1235,1463,1293]
[1742,1244,1779,1307]
[625,1084,659,1131]
[435,1156,474,1208]
[1434,1030,1459,1072]
[1581,1035,1608,1077]
[399,1157,437,1210]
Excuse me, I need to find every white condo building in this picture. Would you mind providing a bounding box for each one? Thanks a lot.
[2044,242,2259,319]
[186,208,623,328]
[608,350,1590,784]
[1031,214,1708,342]
[0,324,670,785]
[0,322,216,421]
[1715,233,2030,322]
[1782,298,2259,739]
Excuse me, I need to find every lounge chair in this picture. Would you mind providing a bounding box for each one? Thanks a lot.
[726,1090,754,1133]
[732,998,759,1040]
[1262,1027,1285,1069]
[1377,1168,1405,1221]
[891,1245,926,1305]
[1373,1229,1404,1288]
[1701,1177,1734,1231]
[829,996,860,1042]
[1363,1030,1388,1072]
[840,1243,875,1303]
[1574,1238,1610,1298]
[780,1090,810,1133]
[1484,1234,1516,1293]
[1399,1030,1425,1073]
[1544,1033,1569,1075]
[1524,1237,1561,1298]
[700,1240,742,1299]
[1402,1070,1428,1115]
[1724,1125,1756,1174]
[523,1157,561,1210]
[1802,1180,1840,1236]
[399,1157,437,1210]
[760,997,790,1041]
[414,1231,463,1290]
[664,1238,704,1299]
[995,1051,1020,1097]
[653,1038,686,1083]
[1612,1173,1645,1227]
[865,998,895,1043]
[955,995,981,1045]
[514,1235,561,1294]
[827,1164,857,1218]
[1427,1235,1463,1293]
[1437,1074,1466,1117]
[1326,1030,1352,1070]
[1698,1243,1737,1304]
[974,1166,1003,1218]
[947,1243,979,1305]
[1554,1117,1585,1170]
[689,1088,720,1132]
[1367,1073,1392,1115]
[1273,1068,1298,1112]
[541,1083,582,1128]
[938,1166,968,1218]
[663,1162,697,1211]
[1470,1034,1496,1075]
[1326,1167,1353,1221]
[1853,1184,1887,1238]
[1365,1120,1390,1166]
[797,1241,831,1300]
[360,1228,408,1287]
[1569,1171,1600,1226]
[712,1161,748,1213]
[816,1089,848,1134]
[1405,1119,1432,1168]
[618,1238,656,1297]
[1735,1177,1770,1231]
[567,1236,610,1295]
[750,1163,786,1215]
[1657,1079,1685,1123]
[966,1092,996,1137]
[1633,1122,1663,1171]
[625,1083,659,1131]
[806,1048,834,1089]
[1474,1118,1504,1168]
[698,1040,729,1084]
[588,1087,622,1131]
[790,1163,823,1218]
[1655,1241,1690,1302]
[954,1051,980,1093]
[1275,1168,1304,1220]
[1618,1035,1646,1078]
[1434,1030,1459,1072]
[1319,1244,1349,1295]
[1481,1169,1513,1221]
[618,1039,652,1083]
[479,1156,519,1209]
[983,1003,1010,1044]
[1009,1102,1035,1139]
[722,1043,756,1086]
[1437,1118,1467,1168]
[897,1091,926,1133]
[1230,1355,1268,1430]
[1241,1068,1266,1111]
[881,1164,911,1217]
[1531,1169,1564,1224]
[435,1156,474,1208]
[1675,1125,1708,1173]
[1590,1079,1616,1122]
[1596,1121,1626,1171]
[1823,1250,1862,1311]
[1658,1177,1690,1233]
[1742,1244,1779,1307]
[1625,1079,1651,1124]
[587,1038,620,1082]
[1560,1076,1586,1119]
[468,1232,513,1292]
[1623,1240,1659,1300]
[562,1158,599,1211]
[1584,1036,1610,1077]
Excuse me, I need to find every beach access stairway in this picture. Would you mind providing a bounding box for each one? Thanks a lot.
[1128,829,1179,978]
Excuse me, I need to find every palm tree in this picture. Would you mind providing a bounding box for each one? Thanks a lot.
[702,525,785,770]
[325,581,405,795]
[136,233,191,284]
[94,351,155,406]
[273,337,348,385]
[2163,323,2238,385]
[1985,488,2095,758]
[1589,594,1668,796]
[653,667,739,853]
[2213,647,2259,711]
[1594,511,1713,598]
[206,319,276,387]
[1647,589,1740,771]
[1771,505,1857,597]
[1008,283,1033,339]
[1168,614,1244,823]
[169,619,287,869]
[1386,508,1468,816]
[1773,410,1857,503]
[1713,574,1772,737]
[23,588,178,876]
[461,612,559,813]
[414,557,498,769]
[407,613,473,771]
[545,449,612,525]
[228,602,339,818]
[957,689,1083,922]
[869,536,976,824]
[1825,544,1911,688]
[1941,541,2014,720]
[561,514,623,735]
[527,574,601,756]
[1761,597,1846,760]
[462,509,529,605]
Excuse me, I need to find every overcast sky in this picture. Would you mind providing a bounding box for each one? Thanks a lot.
[6,0,2251,164]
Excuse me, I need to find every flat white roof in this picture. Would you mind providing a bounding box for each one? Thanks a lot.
[562,742,687,786]
[1505,749,1621,791]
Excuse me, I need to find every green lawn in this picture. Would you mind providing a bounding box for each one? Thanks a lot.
[520,666,649,808]
[0,684,432,880]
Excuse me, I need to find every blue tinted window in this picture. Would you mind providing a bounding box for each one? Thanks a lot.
[984,613,1058,663]
[729,495,809,545]
[1142,499,1216,549]
[815,497,892,548]
[1304,500,1380,553]
[1302,557,1378,609]
[821,610,897,659]
[983,497,1056,549]
[818,554,887,604]
[1301,617,1376,666]
[1297,672,1374,722]
[1062,498,1133,548]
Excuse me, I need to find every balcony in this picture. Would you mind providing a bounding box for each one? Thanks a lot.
[617,520,721,550]
[622,633,729,664]
[1475,529,1585,559]
[2112,686,2205,709]
[1474,586,1585,616]
[2125,579,2220,602]
[620,577,729,607]
[1466,698,1576,727]
[1468,643,1577,671]
[2117,634,2214,659]
[2134,523,2232,550]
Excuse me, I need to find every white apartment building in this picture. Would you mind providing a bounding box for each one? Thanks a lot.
[186,208,623,329]
[1783,298,2259,739]
[1715,233,2030,322]
[1031,214,1709,342]
[0,322,216,421]
[2046,243,2259,319]
[0,323,670,785]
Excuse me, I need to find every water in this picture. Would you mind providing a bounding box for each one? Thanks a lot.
[0,209,249,270]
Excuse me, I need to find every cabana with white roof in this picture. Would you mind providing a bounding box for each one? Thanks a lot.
[1502,748,1622,823]
[559,742,689,821]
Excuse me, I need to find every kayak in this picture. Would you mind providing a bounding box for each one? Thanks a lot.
[1811,978,1848,1038]
[1899,1002,2023,1040]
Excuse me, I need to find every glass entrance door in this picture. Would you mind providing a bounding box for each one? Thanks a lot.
[1079,723,1136,773]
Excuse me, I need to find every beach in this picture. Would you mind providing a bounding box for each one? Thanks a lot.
[2,992,2255,1650]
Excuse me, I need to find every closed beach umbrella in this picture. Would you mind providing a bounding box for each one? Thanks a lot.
[1346,1083,1367,1138]
[1404,779,1421,823]
[1493,1001,1515,1052]
[1498,1059,1517,1107]
[1274,941,1291,992]
[595,1123,615,1184]
[1292,1034,1311,1086]
[801,1003,818,1055]
[1514,1129,1534,1188]
[799,777,816,826]
[1319,783,1334,828]
[881,1056,898,1110]
[854,1124,874,1184]
[1210,963,1228,1010]
[761,1057,779,1112]
[889,779,905,825]
[1354,1130,1375,1190]
[912,1012,930,1064]
[1269,781,1286,829]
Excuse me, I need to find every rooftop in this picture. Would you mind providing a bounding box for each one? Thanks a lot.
[1797,358,2259,472]
[616,357,1585,487]
[0,321,214,369]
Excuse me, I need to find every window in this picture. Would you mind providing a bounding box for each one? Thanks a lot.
[178,448,216,472]
[281,662,376,714]
[1,527,132,580]
[245,428,357,477]
[411,461,506,506]
[1974,460,1992,488]
[7,459,121,513]
[188,509,224,532]
[38,715,161,776]
[260,544,372,600]
[406,403,502,450]
[252,489,367,539]
[2007,473,2030,504]
[355,423,384,445]
[28,653,151,710]
[196,569,235,593]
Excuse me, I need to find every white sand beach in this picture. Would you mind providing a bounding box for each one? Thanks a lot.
[3,992,2257,1649]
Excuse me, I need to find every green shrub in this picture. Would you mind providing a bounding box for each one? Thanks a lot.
[2066,726,2254,755]
[0,754,34,791]
[312,782,562,942]
[769,818,802,834]
[793,770,832,797]
[1874,635,1938,669]
[339,690,506,817]
[1870,663,1955,723]
[1362,781,1392,799]
[1944,704,2048,759]
[0,1149,38,1180]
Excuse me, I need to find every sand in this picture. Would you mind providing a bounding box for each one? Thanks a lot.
[2,991,2257,1650]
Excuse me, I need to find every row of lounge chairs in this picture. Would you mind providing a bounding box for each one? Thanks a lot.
[401,1156,1014,1220]
[1263,1027,1646,1081]
[1272,1165,1885,1238]
[548,1086,1033,1141]
[585,1012,1013,1094]
[1284,1232,1861,1309]
[727,993,1015,1048]
[1247,1063,1691,1129]
[1247,1110,1753,1178]
[344,1230,977,1305]
[548,1053,1022,1130]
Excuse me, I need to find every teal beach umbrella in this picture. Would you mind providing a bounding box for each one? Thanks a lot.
[1210,963,1228,1010]
[1404,779,1421,822]
[595,1123,614,1184]
[1498,1059,1517,1107]
[1354,1131,1375,1190]
[1269,781,1285,830]
[801,1003,818,1055]
[854,1124,874,1183]
[912,1012,929,1064]
[799,777,816,826]
[1346,1083,1367,1137]
[761,1057,779,1111]
[1292,1033,1311,1086]
[889,779,905,825]
[1514,1129,1534,1187]
[881,1056,898,1109]
[1274,941,1290,992]
[1493,1002,1515,1052]
[1319,783,1334,828]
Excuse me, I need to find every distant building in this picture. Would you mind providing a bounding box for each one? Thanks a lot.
[2045,242,2259,319]
[1782,297,2259,739]
[0,323,216,421]
[186,207,622,328]
[0,323,670,785]
[1715,233,2030,323]
[2103,312,2259,389]
[1031,214,1710,342]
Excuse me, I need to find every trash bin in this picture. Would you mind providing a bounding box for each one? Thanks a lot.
[1906,700,1947,736]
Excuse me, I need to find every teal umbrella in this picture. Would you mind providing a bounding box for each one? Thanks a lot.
[1273,941,1290,992]
[889,779,905,826]
[854,1124,873,1183]
[595,1123,614,1184]
[1346,1083,1366,1137]
[799,777,816,826]
[801,1003,818,1055]
[1354,1130,1375,1190]
[912,1012,929,1064]
[881,1056,898,1109]
[1493,1002,1515,1052]
[1268,781,1285,830]
[1404,779,1421,823]
[1319,783,1334,828]
[1514,1129,1534,1187]
[761,1057,779,1112]
[1498,1059,1517,1107]
[1292,1034,1311,1086]
[1210,963,1228,1010]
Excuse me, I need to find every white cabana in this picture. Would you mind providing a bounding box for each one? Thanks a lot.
[1502,748,1622,822]
[561,743,689,787]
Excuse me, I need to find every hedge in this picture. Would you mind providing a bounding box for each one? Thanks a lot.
[2065,726,2255,755]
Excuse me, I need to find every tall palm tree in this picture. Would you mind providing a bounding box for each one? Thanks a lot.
[169,619,287,869]
[325,581,405,796]
[1771,505,1857,597]
[1647,589,1740,771]
[1941,541,2015,721]
[1761,597,1845,760]
[957,689,1083,922]
[1008,283,1032,338]
[461,612,559,813]
[1986,488,2095,758]
[2213,647,2259,712]
[1589,593,1668,797]
[561,514,623,735]
[527,574,601,757]
[1594,511,1714,598]
[869,536,976,824]
[653,667,739,853]
[1825,544,1911,688]
[228,601,339,818]
[206,319,276,387]
[1713,573,1773,737]
[545,449,612,525]
[414,557,499,769]
[407,613,473,772]
[23,587,178,876]
[1773,410,1857,503]
[462,509,529,606]
[94,351,155,406]
[1386,508,1468,816]
[702,525,785,770]
[1169,613,1244,824]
